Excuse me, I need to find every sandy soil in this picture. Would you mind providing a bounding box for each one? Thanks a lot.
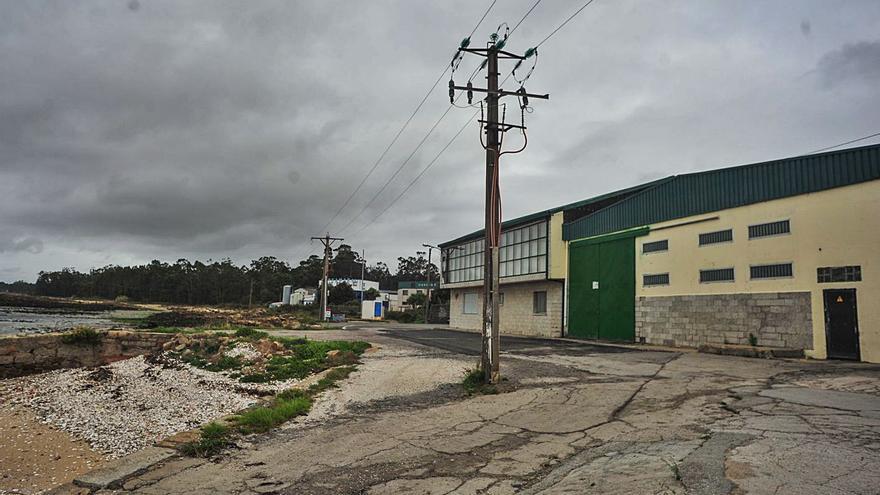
[0,402,106,494]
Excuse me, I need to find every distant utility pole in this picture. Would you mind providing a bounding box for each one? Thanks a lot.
[311,233,344,321]
[422,243,440,324]
[360,250,366,302]
[450,30,548,384]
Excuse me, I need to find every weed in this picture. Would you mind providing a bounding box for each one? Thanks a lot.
[462,368,498,395]
[178,422,233,457]
[748,333,758,346]
[60,327,103,346]
[308,366,356,395]
[235,396,311,433]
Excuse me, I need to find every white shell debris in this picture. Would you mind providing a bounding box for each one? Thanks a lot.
[4,355,303,458]
[224,342,261,361]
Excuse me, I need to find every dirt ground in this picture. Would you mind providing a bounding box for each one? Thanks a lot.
[101,324,880,495]
[0,402,106,494]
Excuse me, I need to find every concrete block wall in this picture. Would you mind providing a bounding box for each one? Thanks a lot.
[0,331,173,378]
[449,280,563,338]
[635,292,813,349]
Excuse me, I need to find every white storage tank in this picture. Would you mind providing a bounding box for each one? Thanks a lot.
[282,285,292,305]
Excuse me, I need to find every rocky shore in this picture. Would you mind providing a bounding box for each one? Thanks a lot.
[2,354,303,459]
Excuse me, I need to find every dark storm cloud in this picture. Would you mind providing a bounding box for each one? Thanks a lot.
[815,40,880,88]
[1,0,879,282]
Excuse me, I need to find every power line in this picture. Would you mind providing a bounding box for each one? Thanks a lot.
[288,0,498,262]
[536,0,598,47]
[352,110,480,238]
[337,103,457,235]
[806,131,880,154]
[469,0,543,82]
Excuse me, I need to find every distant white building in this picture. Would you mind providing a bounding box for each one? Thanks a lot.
[292,288,316,305]
[323,278,380,300]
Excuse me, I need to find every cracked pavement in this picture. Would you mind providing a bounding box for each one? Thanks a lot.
[101,325,880,495]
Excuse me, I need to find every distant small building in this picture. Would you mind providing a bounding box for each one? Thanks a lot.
[396,281,439,310]
[292,288,316,305]
[324,278,380,300]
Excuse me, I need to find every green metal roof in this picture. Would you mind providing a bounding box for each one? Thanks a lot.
[563,144,880,241]
[437,178,667,248]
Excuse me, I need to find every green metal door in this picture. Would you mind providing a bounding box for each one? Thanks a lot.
[568,242,599,339]
[568,231,638,342]
[598,237,635,341]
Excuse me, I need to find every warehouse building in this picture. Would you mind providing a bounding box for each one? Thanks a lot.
[440,144,880,362]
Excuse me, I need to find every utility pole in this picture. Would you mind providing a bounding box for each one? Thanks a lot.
[422,243,440,324]
[360,250,366,302]
[311,233,344,322]
[450,32,548,384]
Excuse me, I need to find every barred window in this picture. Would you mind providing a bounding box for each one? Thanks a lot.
[750,263,793,280]
[643,273,670,286]
[533,291,547,314]
[817,266,861,283]
[749,220,790,239]
[699,229,733,246]
[700,268,735,283]
[642,239,668,254]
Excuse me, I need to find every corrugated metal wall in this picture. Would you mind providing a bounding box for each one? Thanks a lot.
[563,144,880,241]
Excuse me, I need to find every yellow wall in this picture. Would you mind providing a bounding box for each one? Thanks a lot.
[635,180,880,362]
[548,211,568,280]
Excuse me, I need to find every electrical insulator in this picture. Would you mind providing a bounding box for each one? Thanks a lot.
[449,79,455,103]
[519,87,528,109]
[466,82,473,104]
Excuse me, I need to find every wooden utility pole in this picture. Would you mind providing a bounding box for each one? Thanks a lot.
[311,233,344,321]
[451,37,548,384]
[422,243,440,324]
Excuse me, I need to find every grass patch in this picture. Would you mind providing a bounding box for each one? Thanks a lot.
[462,368,498,395]
[234,396,312,433]
[60,327,103,346]
[178,422,233,457]
[182,364,360,457]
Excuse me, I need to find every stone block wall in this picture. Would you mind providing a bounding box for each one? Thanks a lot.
[449,280,564,338]
[0,331,173,378]
[635,292,813,349]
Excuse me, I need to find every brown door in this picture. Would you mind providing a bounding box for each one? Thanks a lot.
[824,289,860,360]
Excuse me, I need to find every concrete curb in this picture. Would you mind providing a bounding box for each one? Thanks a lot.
[73,446,177,490]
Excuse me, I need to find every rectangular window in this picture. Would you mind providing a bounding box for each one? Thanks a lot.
[749,220,790,239]
[499,292,505,305]
[700,267,735,283]
[699,229,733,246]
[642,239,669,254]
[750,263,793,280]
[817,265,862,283]
[463,292,478,314]
[643,273,670,286]
[401,290,408,296]
[533,291,547,314]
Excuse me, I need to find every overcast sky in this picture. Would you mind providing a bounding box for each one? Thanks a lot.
[1,0,879,282]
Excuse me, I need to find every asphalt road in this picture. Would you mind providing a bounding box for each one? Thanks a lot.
[376,326,634,356]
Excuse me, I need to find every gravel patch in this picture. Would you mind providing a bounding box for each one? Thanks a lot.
[3,354,305,458]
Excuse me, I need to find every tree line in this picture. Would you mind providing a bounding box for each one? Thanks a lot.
[23,244,439,306]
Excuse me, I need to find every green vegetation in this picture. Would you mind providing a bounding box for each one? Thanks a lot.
[462,368,498,396]
[233,327,269,340]
[385,310,424,324]
[235,395,312,433]
[178,422,233,457]
[60,327,103,346]
[748,333,758,346]
[180,365,359,457]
